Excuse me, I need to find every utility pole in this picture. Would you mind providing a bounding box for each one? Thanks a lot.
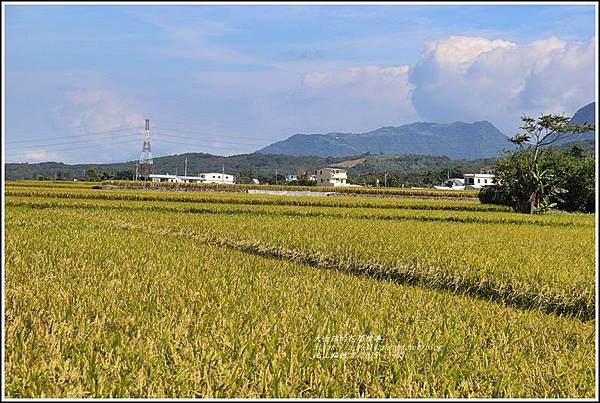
[222,163,225,183]
[384,173,388,187]
[184,157,188,177]
[275,169,278,185]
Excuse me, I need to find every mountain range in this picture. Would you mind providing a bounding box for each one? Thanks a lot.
[5,103,595,181]
[258,120,515,159]
[258,103,596,159]
[554,102,595,145]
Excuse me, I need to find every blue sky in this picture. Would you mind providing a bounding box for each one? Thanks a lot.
[4,3,596,163]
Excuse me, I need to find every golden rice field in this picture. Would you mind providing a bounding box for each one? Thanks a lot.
[4,180,597,398]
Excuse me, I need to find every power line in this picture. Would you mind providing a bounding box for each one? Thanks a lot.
[150,137,261,153]
[7,131,142,150]
[152,132,268,148]
[5,125,143,145]
[6,119,286,160]
[7,126,273,151]
[6,131,263,158]
[152,119,294,132]
[7,138,141,157]
[6,122,285,148]
[152,126,276,142]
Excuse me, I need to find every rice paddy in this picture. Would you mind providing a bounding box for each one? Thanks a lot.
[3,180,596,398]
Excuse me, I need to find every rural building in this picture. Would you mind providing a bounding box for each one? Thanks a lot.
[433,178,465,190]
[288,169,317,182]
[463,173,495,189]
[149,173,235,184]
[315,167,349,186]
[149,174,184,183]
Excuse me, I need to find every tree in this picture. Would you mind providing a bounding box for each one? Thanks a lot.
[567,144,585,159]
[555,153,595,213]
[507,114,594,213]
[484,148,595,213]
[84,168,100,182]
[56,170,69,181]
[100,171,113,181]
[114,170,134,180]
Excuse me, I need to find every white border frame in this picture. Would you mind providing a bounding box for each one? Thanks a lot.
[1,1,598,401]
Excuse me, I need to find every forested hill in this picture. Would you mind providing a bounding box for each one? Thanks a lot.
[258,120,514,159]
[6,152,496,182]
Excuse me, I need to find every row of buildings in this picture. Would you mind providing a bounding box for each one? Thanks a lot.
[149,172,235,184]
[433,172,495,190]
[147,167,496,189]
[287,168,496,189]
[147,167,353,186]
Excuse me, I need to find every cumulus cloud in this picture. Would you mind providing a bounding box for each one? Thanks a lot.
[41,87,148,162]
[252,35,593,141]
[409,36,595,134]
[253,65,419,134]
[422,36,516,72]
[517,38,595,114]
[9,34,593,163]
[21,149,59,162]
[60,88,144,132]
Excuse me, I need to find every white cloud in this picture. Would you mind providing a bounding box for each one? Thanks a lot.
[517,38,595,114]
[251,35,593,143]
[40,87,148,163]
[7,33,594,163]
[423,36,516,72]
[5,70,150,163]
[61,88,144,132]
[301,66,410,89]
[409,36,595,134]
[253,65,418,134]
[21,149,59,162]
[130,9,254,64]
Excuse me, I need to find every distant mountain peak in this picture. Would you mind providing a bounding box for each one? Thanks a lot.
[570,102,595,125]
[259,120,511,160]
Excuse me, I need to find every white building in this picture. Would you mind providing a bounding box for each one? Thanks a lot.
[433,178,465,190]
[315,167,349,187]
[197,173,235,184]
[149,174,184,183]
[463,173,495,189]
[149,173,235,184]
[285,173,298,182]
